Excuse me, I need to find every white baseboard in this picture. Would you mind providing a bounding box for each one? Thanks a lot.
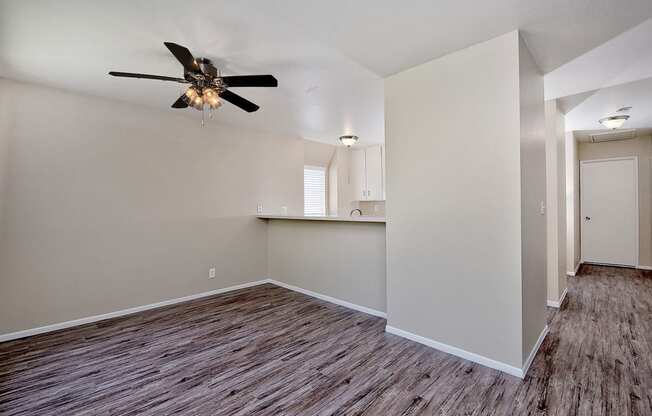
[385,324,549,379]
[546,287,568,308]
[1,278,387,343]
[266,279,387,319]
[385,325,524,378]
[521,325,549,377]
[636,265,652,270]
[2,276,548,380]
[0,280,270,343]
[567,261,582,277]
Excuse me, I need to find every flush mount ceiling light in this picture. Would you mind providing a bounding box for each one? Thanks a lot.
[339,135,359,147]
[599,115,630,130]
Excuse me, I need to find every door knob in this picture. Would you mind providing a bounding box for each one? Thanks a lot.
[585,216,591,221]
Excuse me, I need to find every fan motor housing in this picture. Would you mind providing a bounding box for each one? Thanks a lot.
[197,58,217,77]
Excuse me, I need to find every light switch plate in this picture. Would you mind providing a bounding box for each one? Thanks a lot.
[208,268,216,279]
[256,204,263,214]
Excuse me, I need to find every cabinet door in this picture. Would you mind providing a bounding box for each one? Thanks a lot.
[365,145,383,200]
[351,148,367,200]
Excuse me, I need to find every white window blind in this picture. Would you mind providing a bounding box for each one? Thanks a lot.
[304,166,326,215]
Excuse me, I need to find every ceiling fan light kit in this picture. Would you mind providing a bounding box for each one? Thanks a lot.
[108,42,278,125]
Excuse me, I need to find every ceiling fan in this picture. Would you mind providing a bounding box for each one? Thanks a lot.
[109,42,278,114]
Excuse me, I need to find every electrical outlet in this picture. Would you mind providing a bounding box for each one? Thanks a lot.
[257,204,263,214]
[208,267,216,279]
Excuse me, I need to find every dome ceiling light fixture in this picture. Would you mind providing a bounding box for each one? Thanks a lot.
[339,135,359,147]
[599,115,630,130]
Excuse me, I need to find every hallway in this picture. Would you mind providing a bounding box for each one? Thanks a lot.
[528,264,652,415]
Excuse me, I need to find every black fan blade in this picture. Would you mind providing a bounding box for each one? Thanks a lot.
[109,72,187,83]
[164,42,202,74]
[171,94,188,109]
[219,89,259,112]
[221,75,278,88]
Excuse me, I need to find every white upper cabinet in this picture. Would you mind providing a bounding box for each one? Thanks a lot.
[365,145,383,200]
[350,145,385,201]
[351,148,367,201]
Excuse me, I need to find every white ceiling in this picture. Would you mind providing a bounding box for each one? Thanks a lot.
[564,77,652,132]
[0,0,385,145]
[252,0,652,76]
[2,0,652,145]
[545,19,652,100]
[547,18,652,137]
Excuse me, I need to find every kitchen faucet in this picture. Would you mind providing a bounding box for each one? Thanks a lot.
[350,209,362,217]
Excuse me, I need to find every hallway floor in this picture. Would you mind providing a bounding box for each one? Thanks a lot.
[1,265,651,415]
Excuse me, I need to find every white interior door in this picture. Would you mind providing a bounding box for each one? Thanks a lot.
[580,157,638,266]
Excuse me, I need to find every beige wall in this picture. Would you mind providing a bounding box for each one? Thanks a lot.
[566,132,581,273]
[0,84,10,227]
[304,140,335,168]
[267,219,386,312]
[518,35,547,363]
[385,31,526,368]
[578,136,652,267]
[303,139,335,215]
[328,147,355,216]
[0,79,304,334]
[544,100,567,302]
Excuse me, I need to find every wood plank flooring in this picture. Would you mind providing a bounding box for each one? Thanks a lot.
[1,264,651,415]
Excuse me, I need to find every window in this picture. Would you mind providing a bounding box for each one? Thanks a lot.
[304,165,326,215]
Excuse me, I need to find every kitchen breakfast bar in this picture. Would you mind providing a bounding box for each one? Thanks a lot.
[257,215,387,317]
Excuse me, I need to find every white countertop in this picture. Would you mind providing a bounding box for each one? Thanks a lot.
[256,214,386,223]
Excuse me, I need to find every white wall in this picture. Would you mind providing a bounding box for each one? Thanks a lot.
[304,140,335,168]
[385,31,546,371]
[555,112,567,294]
[578,136,652,267]
[303,139,335,215]
[518,35,547,362]
[328,147,355,216]
[0,79,304,334]
[566,132,581,273]
[385,31,526,369]
[545,100,567,302]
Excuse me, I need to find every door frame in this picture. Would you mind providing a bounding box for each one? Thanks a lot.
[580,156,639,267]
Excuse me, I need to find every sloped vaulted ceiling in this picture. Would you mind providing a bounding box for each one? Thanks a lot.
[2,0,651,144]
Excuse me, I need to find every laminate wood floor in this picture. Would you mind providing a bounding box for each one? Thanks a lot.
[1,265,651,415]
